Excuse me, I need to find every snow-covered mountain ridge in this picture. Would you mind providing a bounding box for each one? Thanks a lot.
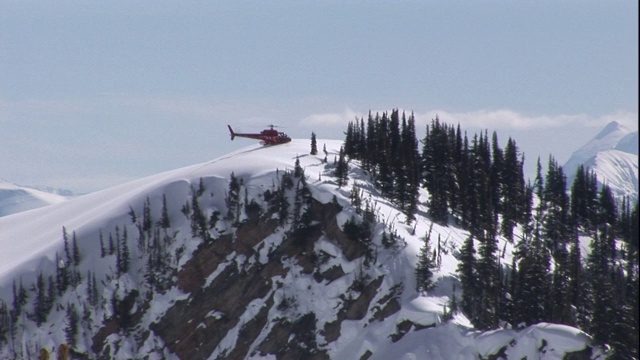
[564,121,638,202]
[0,180,70,218]
[0,140,605,359]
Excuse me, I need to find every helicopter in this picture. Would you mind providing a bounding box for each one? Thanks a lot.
[227,124,292,146]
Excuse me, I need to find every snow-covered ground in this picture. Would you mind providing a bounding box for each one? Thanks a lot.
[0,139,604,359]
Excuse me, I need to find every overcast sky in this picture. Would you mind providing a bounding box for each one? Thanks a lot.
[1,1,637,193]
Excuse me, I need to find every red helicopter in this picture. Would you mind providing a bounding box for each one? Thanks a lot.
[227,124,292,146]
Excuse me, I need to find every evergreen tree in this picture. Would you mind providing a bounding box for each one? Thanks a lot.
[375,113,394,195]
[501,138,525,241]
[33,272,48,326]
[294,155,303,178]
[476,231,501,330]
[401,112,421,222]
[322,143,328,163]
[489,131,503,223]
[310,132,318,155]
[457,235,479,324]
[586,224,617,347]
[226,172,242,223]
[567,226,586,327]
[364,113,377,172]
[159,193,171,230]
[543,156,570,256]
[46,275,56,316]
[190,186,209,240]
[276,173,291,225]
[71,231,80,267]
[550,244,571,324]
[514,233,551,326]
[422,117,453,224]
[449,125,466,222]
[335,146,349,187]
[296,175,314,230]
[64,303,79,347]
[55,252,69,296]
[570,165,592,228]
[415,226,436,293]
[116,226,130,276]
[99,229,106,258]
[63,227,71,265]
[108,231,115,256]
[344,121,356,157]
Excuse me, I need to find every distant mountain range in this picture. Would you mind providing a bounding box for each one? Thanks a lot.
[0,180,71,217]
[564,121,639,202]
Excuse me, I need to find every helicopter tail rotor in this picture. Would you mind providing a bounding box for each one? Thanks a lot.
[227,125,236,140]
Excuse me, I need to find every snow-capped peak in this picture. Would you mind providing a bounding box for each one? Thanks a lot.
[564,121,633,173]
[564,121,638,202]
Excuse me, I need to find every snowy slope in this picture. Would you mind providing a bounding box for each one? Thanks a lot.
[0,141,312,283]
[0,180,70,217]
[564,121,638,201]
[0,140,604,359]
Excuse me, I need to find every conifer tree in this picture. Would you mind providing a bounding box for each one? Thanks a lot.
[457,235,479,324]
[296,175,313,230]
[570,165,591,228]
[364,113,377,172]
[567,227,586,327]
[401,112,421,222]
[344,121,356,157]
[489,131,503,222]
[71,231,80,267]
[550,244,571,324]
[65,303,79,347]
[514,233,551,326]
[335,146,348,187]
[375,113,394,195]
[476,231,500,330]
[141,197,153,244]
[501,138,525,240]
[116,226,130,276]
[55,252,69,296]
[294,156,303,178]
[310,132,318,155]
[63,227,71,265]
[226,172,242,223]
[159,193,171,230]
[587,229,617,348]
[190,186,209,240]
[415,226,436,293]
[108,231,115,256]
[450,125,466,221]
[99,229,106,258]
[543,156,570,255]
[422,117,453,224]
[33,272,47,326]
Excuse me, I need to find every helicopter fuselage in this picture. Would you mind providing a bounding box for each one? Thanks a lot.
[227,125,291,145]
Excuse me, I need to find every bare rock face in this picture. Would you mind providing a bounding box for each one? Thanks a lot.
[141,198,391,360]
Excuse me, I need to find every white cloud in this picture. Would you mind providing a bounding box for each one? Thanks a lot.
[298,108,362,128]
[412,109,590,130]
[298,107,638,132]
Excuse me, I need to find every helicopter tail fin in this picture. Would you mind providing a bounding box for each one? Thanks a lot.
[227,125,235,140]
